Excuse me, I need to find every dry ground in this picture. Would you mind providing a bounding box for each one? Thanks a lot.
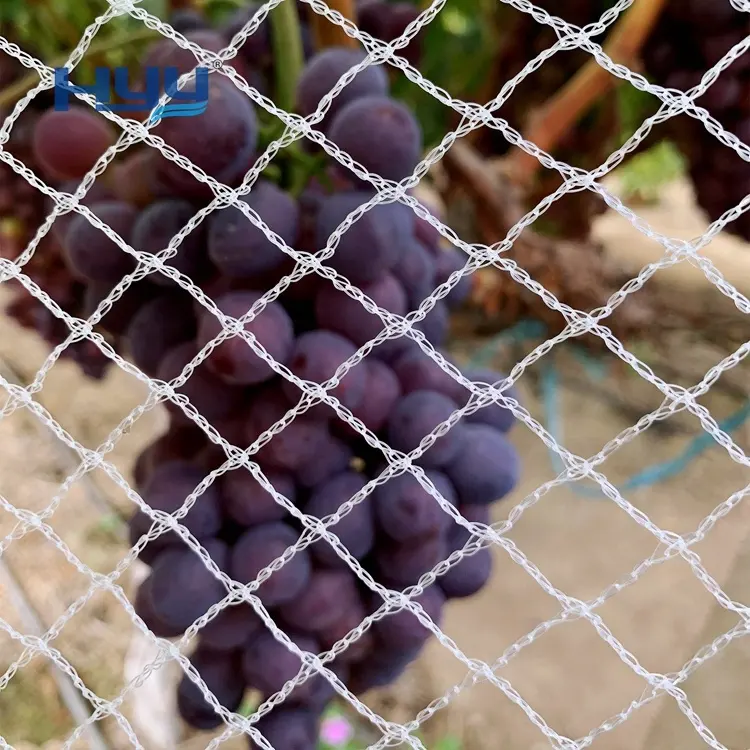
[1,180,750,750]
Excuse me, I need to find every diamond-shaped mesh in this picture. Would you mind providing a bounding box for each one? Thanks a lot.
[1,0,750,749]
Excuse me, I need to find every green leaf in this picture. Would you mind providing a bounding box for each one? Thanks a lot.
[615,140,686,203]
[433,735,462,750]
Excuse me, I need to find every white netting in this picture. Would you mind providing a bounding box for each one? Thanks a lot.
[0,0,749,748]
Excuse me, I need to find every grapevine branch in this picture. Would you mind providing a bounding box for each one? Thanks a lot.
[508,0,669,185]
[309,0,359,50]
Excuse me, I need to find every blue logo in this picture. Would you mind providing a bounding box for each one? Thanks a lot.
[53,66,209,125]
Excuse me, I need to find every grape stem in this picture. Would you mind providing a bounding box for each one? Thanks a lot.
[270,0,305,114]
[0,26,159,109]
[309,0,359,51]
[508,0,668,186]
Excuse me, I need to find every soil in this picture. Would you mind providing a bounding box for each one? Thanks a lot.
[1,179,750,750]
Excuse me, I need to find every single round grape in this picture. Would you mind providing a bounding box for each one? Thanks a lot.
[293,432,353,488]
[133,199,207,284]
[134,577,184,638]
[63,201,138,283]
[373,469,455,542]
[230,522,312,606]
[314,274,407,347]
[445,423,520,505]
[281,330,367,416]
[393,238,436,308]
[315,191,402,284]
[222,468,295,526]
[348,644,421,694]
[125,292,196,377]
[129,460,222,558]
[199,602,263,651]
[112,150,158,208]
[33,107,116,181]
[258,418,331,472]
[156,340,246,425]
[197,291,294,385]
[177,648,246,730]
[132,423,207,489]
[338,359,401,436]
[208,180,299,278]
[373,585,444,650]
[296,47,389,121]
[277,568,360,633]
[242,630,318,699]
[375,530,448,586]
[154,76,258,198]
[328,95,422,182]
[145,540,228,633]
[439,504,493,599]
[317,599,373,663]
[435,248,472,308]
[463,367,518,434]
[249,708,318,750]
[416,300,449,347]
[392,349,465,403]
[305,471,374,567]
[387,390,464,467]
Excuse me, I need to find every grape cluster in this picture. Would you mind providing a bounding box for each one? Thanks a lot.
[642,1,750,240]
[20,5,522,745]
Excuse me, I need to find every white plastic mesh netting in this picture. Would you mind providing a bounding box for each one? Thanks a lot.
[1,1,750,748]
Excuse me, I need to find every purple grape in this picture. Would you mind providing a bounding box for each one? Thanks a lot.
[338,359,401,436]
[249,708,318,750]
[242,630,318,699]
[208,180,299,278]
[153,76,258,199]
[63,201,137,283]
[125,291,196,377]
[230,522,312,606]
[277,568,360,633]
[416,300,449,347]
[373,584,444,650]
[444,423,520,505]
[392,349,465,402]
[199,602,263,651]
[462,368,518,434]
[315,191,403,284]
[133,199,208,284]
[221,4,271,69]
[156,341,246,424]
[305,471,374,567]
[197,291,294,385]
[144,540,228,633]
[296,47,389,121]
[387,390,464,467]
[373,469,456,541]
[222,468,295,526]
[438,504,493,599]
[434,248,472,308]
[348,644,420,694]
[375,531,447,586]
[328,96,422,183]
[317,599,373,662]
[294,432,353,487]
[129,461,222,559]
[177,648,245,730]
[314,274,408,346]
[33,107,116,182]
[393,239,436,308]
[281,330,367,416]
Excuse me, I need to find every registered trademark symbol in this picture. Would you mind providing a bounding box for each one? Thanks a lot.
[211,59,223,69]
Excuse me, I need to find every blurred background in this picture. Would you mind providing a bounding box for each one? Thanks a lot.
[1,1,750,749]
